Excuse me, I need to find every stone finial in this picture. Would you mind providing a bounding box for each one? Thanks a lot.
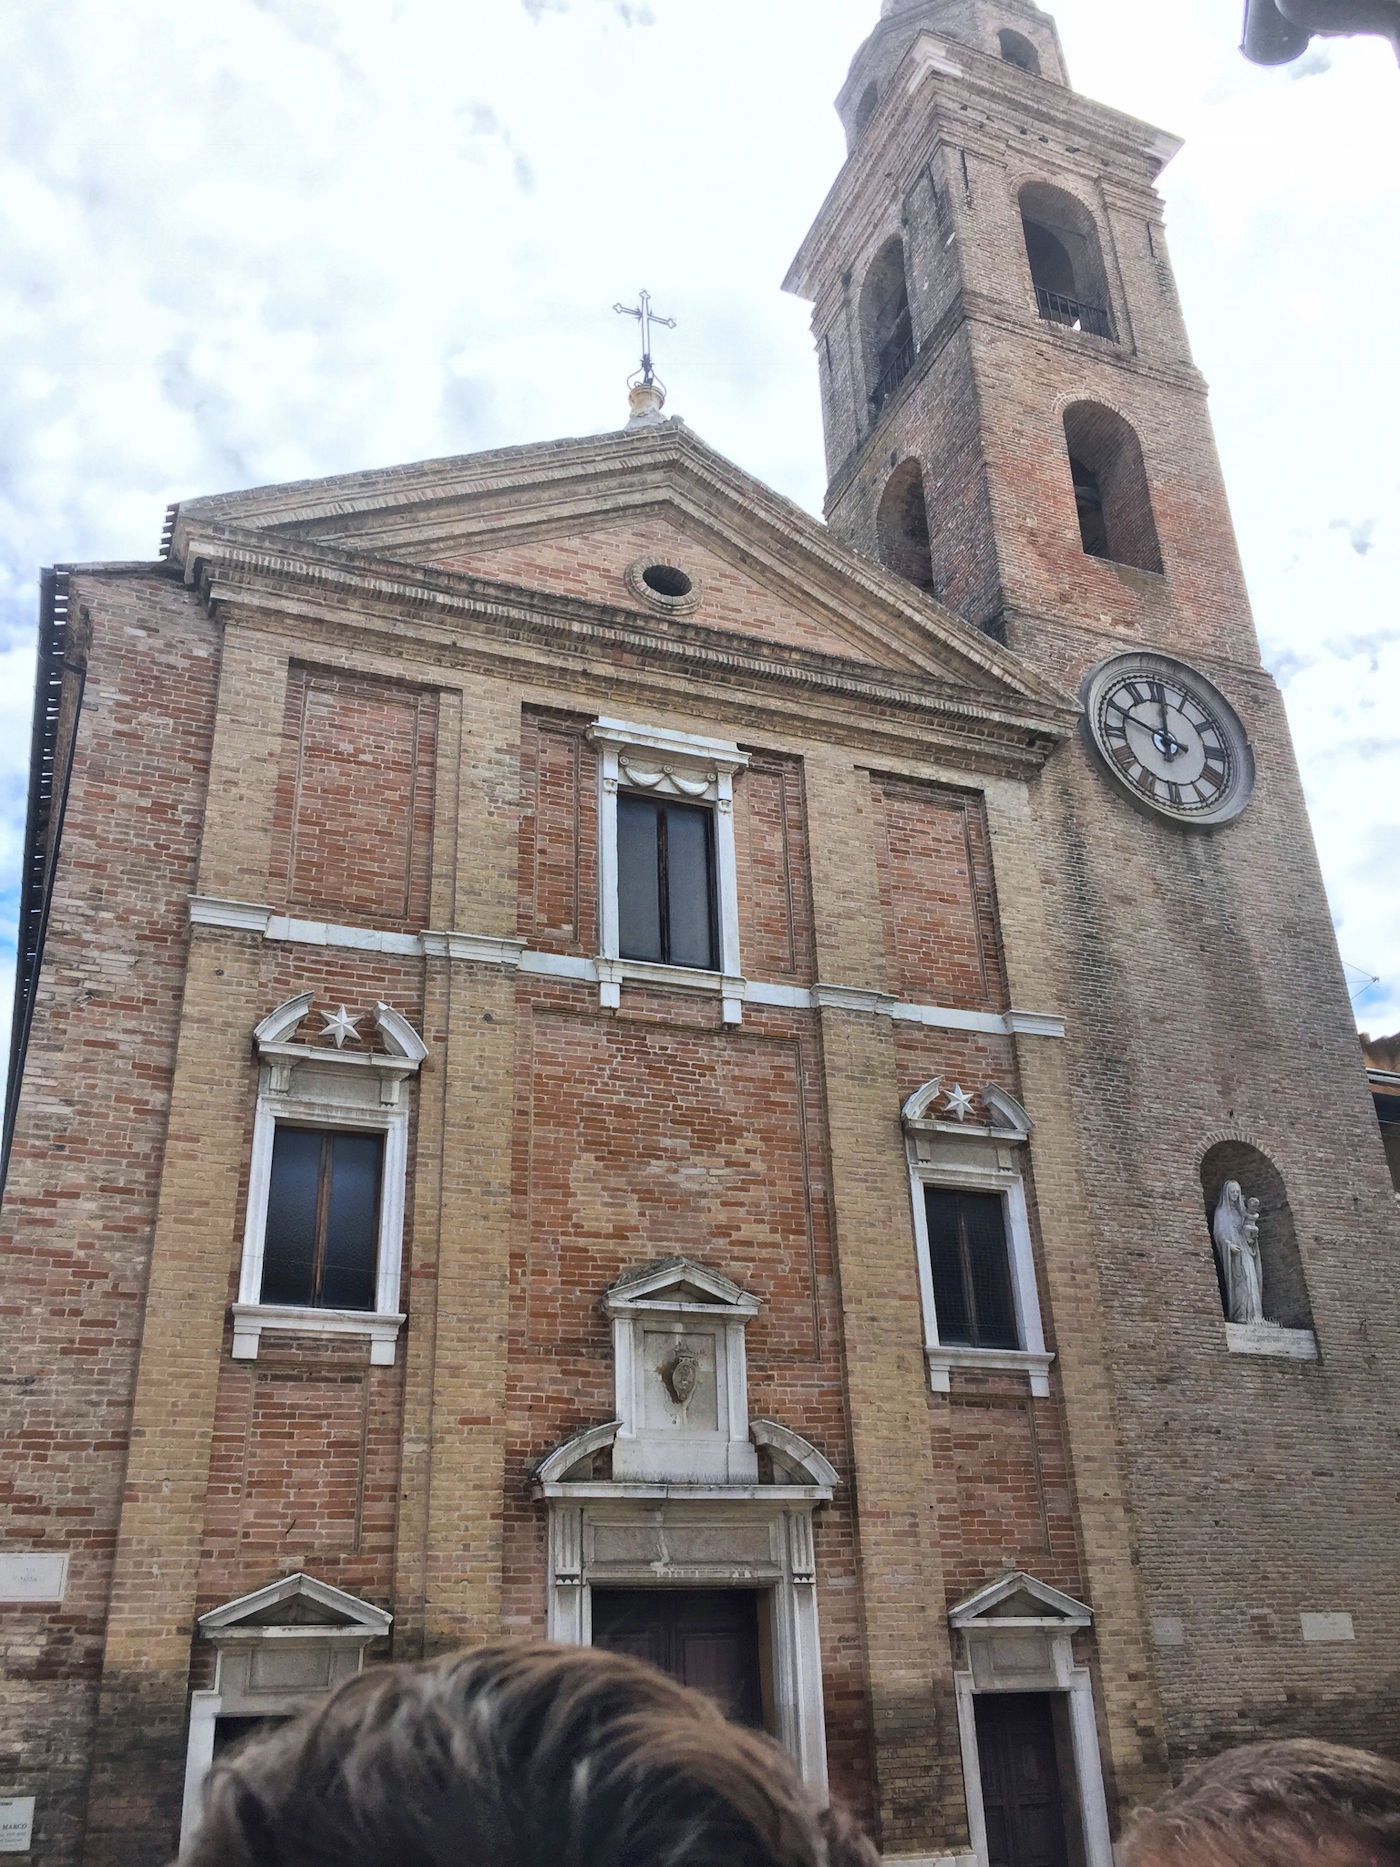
[626,379,668,428]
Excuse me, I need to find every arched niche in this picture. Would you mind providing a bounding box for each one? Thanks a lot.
[1061,402,1163,575]
[999,28,1041,74]
[1201,1141,1314,1333]
[877,459,936,593]
[1019,182,1113,340]
[860,236,915,413]
[854,80,879,137]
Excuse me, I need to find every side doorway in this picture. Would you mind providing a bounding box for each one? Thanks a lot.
[974,1693,1078,1867]
[949,1573,1114,1867]
[591,1588,767,1730]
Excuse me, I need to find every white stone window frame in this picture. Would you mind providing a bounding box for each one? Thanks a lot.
[231,994,427,1366]
[903,1080,1053,1397]
[587,717,749,1025]
[949,1572,1112,1867]
[181,1573,392,1853]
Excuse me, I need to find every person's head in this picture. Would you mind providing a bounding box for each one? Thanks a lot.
[1121,1739,1400,1867]
[178,1639,877,1867]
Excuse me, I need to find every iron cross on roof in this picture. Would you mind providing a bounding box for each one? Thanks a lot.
[613,290,677,386]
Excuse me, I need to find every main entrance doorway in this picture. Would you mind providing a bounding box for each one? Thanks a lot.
[591,1588,765,1729]
[974,1693,1073,1867]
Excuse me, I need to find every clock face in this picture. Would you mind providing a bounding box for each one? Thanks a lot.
[1083,655,1254,826]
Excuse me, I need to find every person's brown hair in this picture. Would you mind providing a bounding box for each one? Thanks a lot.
[177,1639,877,1867]
[1121,1739,1400,1867]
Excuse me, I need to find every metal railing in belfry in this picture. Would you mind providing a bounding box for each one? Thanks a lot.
[1035,287,1115,340]
[870,335,917,412]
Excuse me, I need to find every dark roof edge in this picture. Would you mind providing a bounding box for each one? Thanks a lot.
[2,570,85,1195]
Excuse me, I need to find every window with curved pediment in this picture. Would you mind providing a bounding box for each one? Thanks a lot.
[232,994,426,1365]
[904,1080,1054,1396]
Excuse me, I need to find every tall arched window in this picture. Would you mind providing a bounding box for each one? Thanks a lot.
[861,237,915,413]
[854,81,879,137]
[1200,1142,1314,1333]
[999,28,1041,74]
[1019,182,1114,340]
[877,460,935,593]
[1061,402,1163,574]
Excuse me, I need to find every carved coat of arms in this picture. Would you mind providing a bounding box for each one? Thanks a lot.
[661,1344,701,1408]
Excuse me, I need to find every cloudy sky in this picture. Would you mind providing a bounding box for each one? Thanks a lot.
[1,0,1396,1037]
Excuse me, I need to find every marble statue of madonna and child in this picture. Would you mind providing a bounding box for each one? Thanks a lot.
[1212,1181,1265,1325]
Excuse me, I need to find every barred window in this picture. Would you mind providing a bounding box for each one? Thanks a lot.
[924,1188,1019,1350]
[261,1127,384,1312]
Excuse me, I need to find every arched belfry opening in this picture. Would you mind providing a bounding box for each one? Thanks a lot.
[1201,1142,1315,1336]
[854,81,879,137]
[861,237,916,414]
[1061,402,1163,574]
[1019,183,1114,340]
[877,460,936,593]
[999,28,1041,74]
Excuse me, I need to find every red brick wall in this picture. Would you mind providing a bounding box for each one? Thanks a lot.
[874,776,1007,1008]
[196,948,426,1614]
[736,753,817,984]
[198,1340,404,1613]
[271,665,438,927]
[935,1385,1083,1605]
[498,985,875,1824]
[517,708,599,954]
[0,572,222,1863]
[436,519,883,663]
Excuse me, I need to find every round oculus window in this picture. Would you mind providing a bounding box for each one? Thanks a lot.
[625,555,703,615]
[642,564,692,599]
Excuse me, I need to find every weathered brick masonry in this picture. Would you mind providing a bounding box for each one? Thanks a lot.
[3,3,1398,1865]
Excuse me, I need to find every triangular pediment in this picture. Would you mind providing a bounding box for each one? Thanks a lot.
[197,1572,393,1638]
[949,1571,1092,1629]
[604,1255,760,1316]
[168,421,1077,739]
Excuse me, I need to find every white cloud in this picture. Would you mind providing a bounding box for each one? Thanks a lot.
[0,0,1395,1049]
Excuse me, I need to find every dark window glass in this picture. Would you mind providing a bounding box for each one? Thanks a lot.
[617,793,718,971]
[261,1127,384,1312]
[925,1188,1019,1350]
[261,1128,321,1307]
[618,792,664,962]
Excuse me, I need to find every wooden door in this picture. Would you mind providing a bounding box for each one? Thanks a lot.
[590,1588,764,1728]
[974,1693,1072,1867]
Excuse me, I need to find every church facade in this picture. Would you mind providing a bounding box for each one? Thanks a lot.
[3,4,1398,1865]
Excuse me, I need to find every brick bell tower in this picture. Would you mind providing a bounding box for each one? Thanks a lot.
[784,0,1258,674]
[790,0,1400,1789]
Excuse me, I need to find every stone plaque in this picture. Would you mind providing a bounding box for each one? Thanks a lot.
[0,1553,68,1604]
[1300,1612,1355,1644]
[0,1798,35,1854]
[1151,1616,1186,1648]
[249,1643,334,1692]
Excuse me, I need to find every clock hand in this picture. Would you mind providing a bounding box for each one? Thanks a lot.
[1155,691,1183,763]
